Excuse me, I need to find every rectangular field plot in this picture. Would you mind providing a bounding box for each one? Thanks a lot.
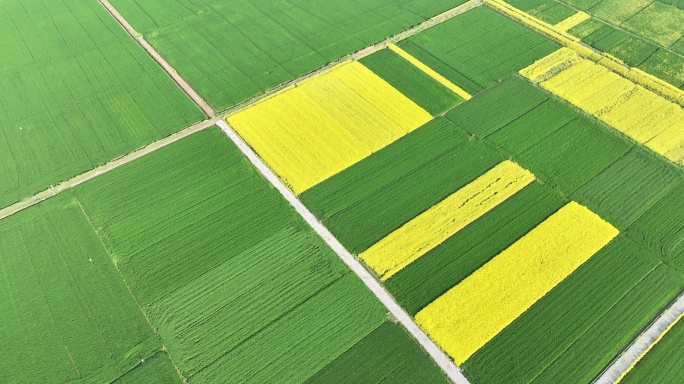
[108,0,469,110]
[0,194,165,383]
[397,7,559,95]
[74,127,447,382]
[0,0,203,209]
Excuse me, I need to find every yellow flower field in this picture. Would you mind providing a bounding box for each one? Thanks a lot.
[227,61,431,194]
[522,48,684,165]
[360,160,534,280]
[415,202,618,365]
[555,11,591,32]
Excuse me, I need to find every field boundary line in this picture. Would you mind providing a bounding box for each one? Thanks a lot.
[0,118,218,222]
[484,0,684,107]
[595,290,684,383]
[216,120,469,384]
[98,0,215,117]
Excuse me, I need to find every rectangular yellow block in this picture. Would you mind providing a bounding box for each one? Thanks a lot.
[361,161,535,281]
[555,11,591,32]
[227,61,431,194]
[387,43,472,100]
[415,202,618,364]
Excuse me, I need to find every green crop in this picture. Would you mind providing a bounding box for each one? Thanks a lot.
[0,0,203,209]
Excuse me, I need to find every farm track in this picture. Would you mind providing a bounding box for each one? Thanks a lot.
[0,118,219,222]
[595,290,684,383]
[216,120,469,384]
[98,0,216,117]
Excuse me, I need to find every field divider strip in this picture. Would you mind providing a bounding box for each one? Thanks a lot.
[484,0,684,107]
[98,0,215,117]
[595,290,684,383]
[216,119,469,384]
[0,118,219,222]
[387,43,472,100]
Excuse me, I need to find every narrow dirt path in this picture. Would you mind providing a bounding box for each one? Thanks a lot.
[595,291,684,383]
[0,118,219,222]
[99,0,216,117]
[217,120,470,384]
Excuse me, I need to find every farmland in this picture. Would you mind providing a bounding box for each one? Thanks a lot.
[0,0,204,210]
[504,0,684,88]
[106,0,470,110]
[3,0,684,383]
[227,4,684,381]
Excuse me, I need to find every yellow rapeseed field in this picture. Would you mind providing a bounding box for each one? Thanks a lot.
[555,11,591,32]
[360,161,534,281]
[227,61,431,194]
[522,48,684,165]
[387,44,472,100]
[415,202,618,365]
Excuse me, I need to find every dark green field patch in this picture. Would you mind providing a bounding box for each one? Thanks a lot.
[301,118,469,219]
[583,24,619,45]
[360,49,465,115]
[516,117,632,194]
[628,181,684,273]
[609,36,659,66]
[446,76,549,138]
[305,322,449,384]
[463,236,678,384]
[567,17,606,39]
[531,3,578,24]
[385,182,566,315]
[399,7,559,92]
[325,140,502,253]
[592,29,631,51]
[574,147,681,229]
[639,48,684,87]
[621,313,684,383]
[486,98,578,154]
[532,263,684,384]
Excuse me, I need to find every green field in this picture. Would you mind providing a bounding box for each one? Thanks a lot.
[398,7,559,94]
[0,0,204,210]
[0,193,165,383]
[72,127,448,382]
[107,0,469,110]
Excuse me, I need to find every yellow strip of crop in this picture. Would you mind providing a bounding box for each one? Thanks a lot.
[361,161,535,281]
[616,312,684,383]
[485,0,684,107]
[227,61,431,194]
[522,48,684,166]
[415,202,618,365]
[554,11,590,32]
[387,43,472,100]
